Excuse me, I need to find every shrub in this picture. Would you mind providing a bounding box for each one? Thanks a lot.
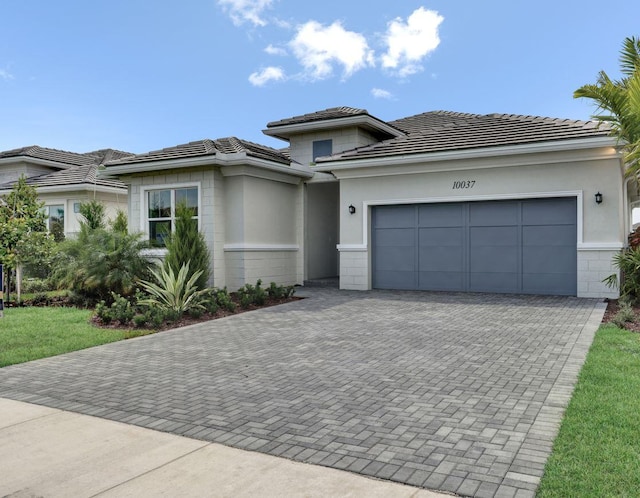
[163,203,210,290]
[613,302,636,328]
[200,289,220,314]
[94,292,135,325]
[30,292,51,306]
[215,288,236,313]
[50,228,152,305]
[22,278,50,293]
[138,262,207,318]
[604,248,640,303]
[266,281,296,300]
[237,279,267,309]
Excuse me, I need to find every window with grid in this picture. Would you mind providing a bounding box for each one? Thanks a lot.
[44,204,65,241]
[147,187,198,246]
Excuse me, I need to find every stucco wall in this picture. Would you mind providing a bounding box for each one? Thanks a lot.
[0,162,55,185]
[335,146,624,298]
[38,190,127,237]
[124,166,303,289]
[222,174,302,289]
[126,168,216,284]
[288,127,379,166]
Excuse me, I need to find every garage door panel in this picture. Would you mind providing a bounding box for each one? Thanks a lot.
[469,202,518,226]
[418,271,464,291]
[469,272,518,293]
[420,246,463,271]
[374,228,415,247]
[419,227,463,246]
[374,246,415,271]
[522,198,576,225]
[523,225,576,246]
[374,205,415,228]
[523,273,575,295]
[470,246,518,272]
[470,226,518,246]
[523,247,576,273]
[418,204,464,227]
[375,271,416,290]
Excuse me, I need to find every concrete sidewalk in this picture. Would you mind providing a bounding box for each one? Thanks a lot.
[0,398,450,498]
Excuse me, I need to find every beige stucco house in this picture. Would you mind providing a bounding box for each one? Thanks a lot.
[100,106,635,298]
[0,146,129,237]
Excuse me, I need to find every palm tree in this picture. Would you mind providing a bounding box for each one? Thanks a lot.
[574,36,640,176]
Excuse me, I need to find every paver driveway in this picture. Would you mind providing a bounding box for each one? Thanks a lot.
[0,289,603,497]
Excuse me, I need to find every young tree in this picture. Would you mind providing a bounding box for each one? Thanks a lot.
[163,203,210,290]
[0,176,54,301]
[574,36,640,175]
[79,200,106,231]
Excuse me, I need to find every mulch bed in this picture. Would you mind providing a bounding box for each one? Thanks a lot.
[602,298,640,332]
[91,295,302,332]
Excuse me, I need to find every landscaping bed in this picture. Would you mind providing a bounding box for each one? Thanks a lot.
[601,298,640,332]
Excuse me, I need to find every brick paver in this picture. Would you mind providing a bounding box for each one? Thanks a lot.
[0,289,603,497]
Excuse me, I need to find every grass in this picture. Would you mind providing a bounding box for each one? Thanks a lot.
[537,325,640,497]
[0,306,154,367]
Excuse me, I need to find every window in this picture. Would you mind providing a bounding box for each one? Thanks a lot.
[147,186,198,246]
[312,139,333,161]
[44,204,65,241]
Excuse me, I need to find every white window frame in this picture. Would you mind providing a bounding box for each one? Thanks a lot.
[140,182,202,246]
[43,203,66,234]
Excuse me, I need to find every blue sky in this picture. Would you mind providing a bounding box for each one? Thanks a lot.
[1,0,639,154]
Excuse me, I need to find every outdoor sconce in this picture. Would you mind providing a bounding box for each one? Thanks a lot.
[595,192,603,204]
[348,204,356,214]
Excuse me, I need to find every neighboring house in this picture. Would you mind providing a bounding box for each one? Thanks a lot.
[100,106,636,298]
[0,146,130,237]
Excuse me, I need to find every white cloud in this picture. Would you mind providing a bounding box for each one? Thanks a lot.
[265,44,287,56]
[289,21,374,80]
[0,68,14,81]
[249,66,286,86]
[217,0,274,26]
[371,88,393,100]
[381,7,443,77]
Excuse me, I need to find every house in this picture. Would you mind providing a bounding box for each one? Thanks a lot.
[0,146,130,237]
[101,106,634,299]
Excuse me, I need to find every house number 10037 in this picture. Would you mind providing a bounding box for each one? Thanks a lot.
[452,180,476,189]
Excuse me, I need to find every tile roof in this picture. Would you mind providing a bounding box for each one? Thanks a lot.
[266,106,370,128]
[0,147,132,190]
[105,137,290,167]
[15,164,126,189]
[319,111,613,162]
[0,145,98,167]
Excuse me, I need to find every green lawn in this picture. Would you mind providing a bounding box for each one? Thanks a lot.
[0,306,153,367]
[537,325,640,497]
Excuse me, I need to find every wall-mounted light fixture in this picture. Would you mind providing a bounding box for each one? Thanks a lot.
[348,204,356,214]
[595,192,603,204]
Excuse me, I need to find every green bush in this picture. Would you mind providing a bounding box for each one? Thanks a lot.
[138,262,207,318]
[50,228,152,305]
[94,293,135,325]
[22,278,51,293]
[237,279,267,308]
[612,302,636,328]
[215,288,236,313]
[266,281,296,299]
[604,248,640,303]
[163,203,210,290]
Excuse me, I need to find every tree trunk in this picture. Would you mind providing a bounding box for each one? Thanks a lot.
[16,264,22,303]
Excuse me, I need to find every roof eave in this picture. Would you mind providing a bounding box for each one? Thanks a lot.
[0,156,74,170]
[262,115,405,141]
[0,184,127,195]
[100,153,313,179]
[314,136,620,172]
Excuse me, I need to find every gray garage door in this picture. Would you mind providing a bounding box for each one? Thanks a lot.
[372,198,577,295]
